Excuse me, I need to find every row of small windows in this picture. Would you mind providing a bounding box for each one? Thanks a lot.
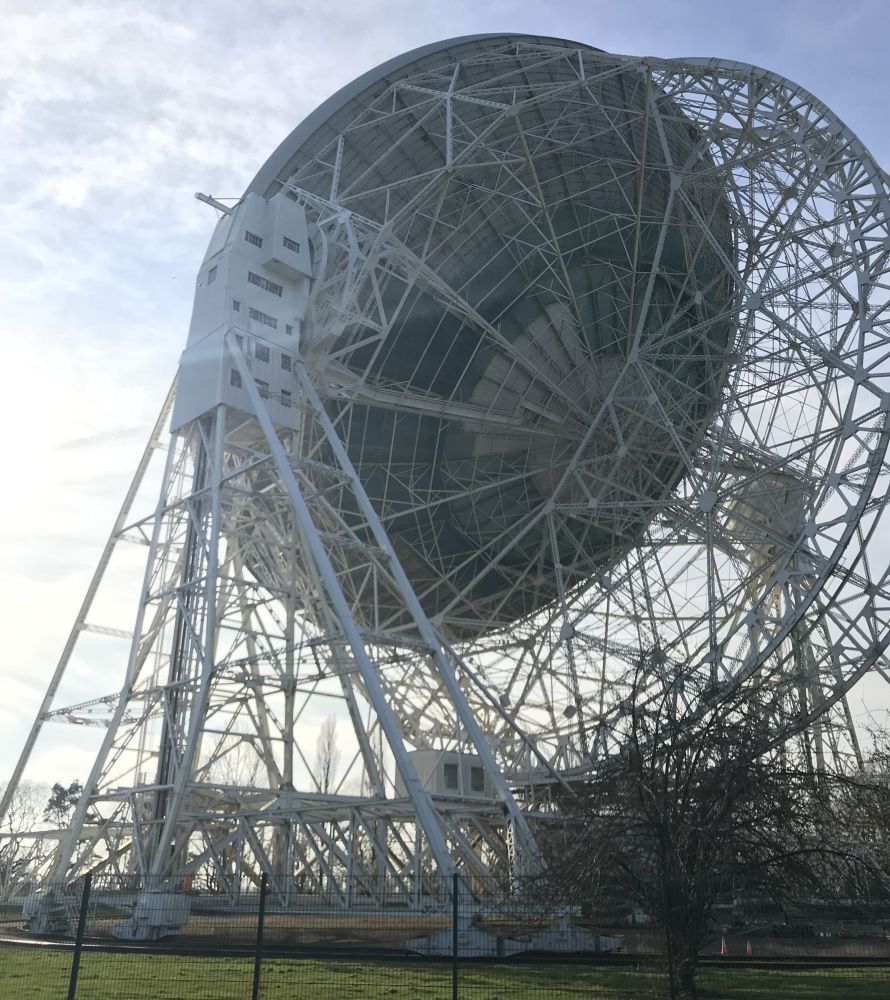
[255,343,293,371]
[232,331,292,371]
[245,230,300,256]
[206,233,298,290]
[443,763,485,793]
[232,338,293,368]
[248,270,283,297]
[249,306,278,329]
[234,301,293,337]
[229,369,292,407]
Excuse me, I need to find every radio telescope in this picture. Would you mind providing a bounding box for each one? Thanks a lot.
[3,35,889,937]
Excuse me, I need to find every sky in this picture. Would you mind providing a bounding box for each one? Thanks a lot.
[1,0,889,787]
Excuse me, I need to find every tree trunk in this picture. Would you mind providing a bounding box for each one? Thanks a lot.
[662,902,701,998]
[665,944,699,998]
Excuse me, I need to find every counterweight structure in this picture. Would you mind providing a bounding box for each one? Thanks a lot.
[3,36,890,936]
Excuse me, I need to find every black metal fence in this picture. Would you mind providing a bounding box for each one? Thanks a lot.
[1,874,889,998]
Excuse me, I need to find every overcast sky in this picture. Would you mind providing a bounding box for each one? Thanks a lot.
[1,0,889,787]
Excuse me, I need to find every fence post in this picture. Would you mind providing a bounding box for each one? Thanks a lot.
[66,873,92,1000]
[452,872,459,1000]
[251,872,268,1000]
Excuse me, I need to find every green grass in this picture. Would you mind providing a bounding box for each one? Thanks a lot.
[0,946,887,999]
[695,966,889,999]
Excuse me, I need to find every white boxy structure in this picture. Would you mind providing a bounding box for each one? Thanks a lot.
[396,751,494,799]
[173,191,312,433]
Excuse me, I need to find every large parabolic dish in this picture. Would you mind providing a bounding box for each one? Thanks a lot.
[173,32,890,767]
[239,35,737,636]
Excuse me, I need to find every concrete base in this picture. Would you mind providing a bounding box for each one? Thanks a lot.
[112,889,191,940]
[23,888,74,935]
[405,920,526,957]
[406,914,624,957]
[529,915,623,953]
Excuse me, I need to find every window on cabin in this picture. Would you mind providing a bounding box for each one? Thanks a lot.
[249,307,277,329]
[248,271,283,297]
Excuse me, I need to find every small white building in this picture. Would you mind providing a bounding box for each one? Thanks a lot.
[396,750,494,798]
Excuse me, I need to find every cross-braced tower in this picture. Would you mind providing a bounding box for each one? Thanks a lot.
[4,36,890,937]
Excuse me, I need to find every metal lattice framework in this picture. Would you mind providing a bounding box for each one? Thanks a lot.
[3,37,890,935]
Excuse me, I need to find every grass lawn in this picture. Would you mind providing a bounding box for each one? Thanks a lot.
[0,946,887,998]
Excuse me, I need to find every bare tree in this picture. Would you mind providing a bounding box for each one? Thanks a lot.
[543,664,889,999]
[207,740,262,787]
[315,715,340,794]
[0,780,50,898]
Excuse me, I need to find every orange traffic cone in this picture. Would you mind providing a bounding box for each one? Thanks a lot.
[746,940,753,957]
[720,936,728,956]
